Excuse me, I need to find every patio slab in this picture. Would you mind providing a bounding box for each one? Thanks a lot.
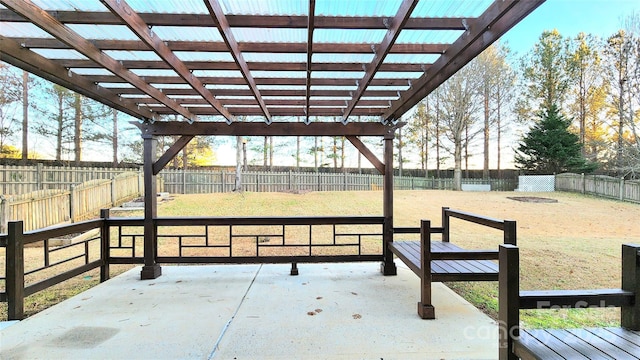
[0,263,497,359]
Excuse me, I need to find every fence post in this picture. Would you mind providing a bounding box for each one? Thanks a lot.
[0,195,7,234]
[138,168,144,197]
[221,171,226,193]
[343,172,347,191]
[100,209,110,282]
[111,177,117,207]
[581,173,585,194]
[620,178,625,201]
[289,170,292,191]
[36,162,43,190]
[7,221,25,320]
[182,168,187,194]
[69,185,76,223]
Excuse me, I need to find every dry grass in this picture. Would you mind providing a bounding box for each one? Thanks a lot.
[2,190,639,327]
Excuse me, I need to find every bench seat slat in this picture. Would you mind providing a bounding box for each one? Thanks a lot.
[389,240,498,281]
[585,328,640,359]
[545,329,617,360]
[514,330,569,360]
[604,327,640,347]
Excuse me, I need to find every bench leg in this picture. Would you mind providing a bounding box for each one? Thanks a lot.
[418,302,435,319]
[290,262,299,276]
[418,219,435,319]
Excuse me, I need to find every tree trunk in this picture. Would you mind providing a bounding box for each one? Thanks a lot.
[314,137,318,170]
[435,96,441,178]
[464,123,469,179]
[296,136,300,169]
[332,136,337,169]
[113,109,119,167]
[21,71,28,162]
[397,127,403,177]
[340,136,345,172]
[56,96,63,161]
[263,136,268,167]
[234,135,242,192]
[454,137,462,191]
[496,90,502,178]
[269,136,273,171]
[424,99,429,178]
[73,93,82,165]
[483,85,490,180]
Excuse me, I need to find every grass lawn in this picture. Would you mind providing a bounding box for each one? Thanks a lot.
[2,190,639,328]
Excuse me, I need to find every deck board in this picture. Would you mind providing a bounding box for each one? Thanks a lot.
[516,328,640,360]
[389,240,498,281]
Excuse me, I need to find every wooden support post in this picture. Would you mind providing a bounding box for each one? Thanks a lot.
[7,221,25,320]
[498,244,520,360]
[441,207,450,242]
[141,133,161,280]
[503,220,517,245]
[418,220,435,319]
[621,244,640,330]
[381,133,397,275]
[100,208,110,282]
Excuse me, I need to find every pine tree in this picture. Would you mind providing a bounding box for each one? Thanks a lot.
[515,105,597,174]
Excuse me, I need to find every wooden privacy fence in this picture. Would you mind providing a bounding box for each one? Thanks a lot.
[160,169,518,193]
[0,172,150,233]
[0,163,137,195]
[556,173,640,203]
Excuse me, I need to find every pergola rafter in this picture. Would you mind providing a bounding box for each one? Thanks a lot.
[1,0,194,120]
[204,0,270,123]
[0,35,152,120]
[101,0,235,123]
[0,10,468,30]
[304,0,315,122]
[342,0,419,121]
[385,0,546,120]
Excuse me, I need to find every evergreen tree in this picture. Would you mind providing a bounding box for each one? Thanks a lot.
[515,105,597,174]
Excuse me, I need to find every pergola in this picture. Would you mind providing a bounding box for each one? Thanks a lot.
[0,0,544,279]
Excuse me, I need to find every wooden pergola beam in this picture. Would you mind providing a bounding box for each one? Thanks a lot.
[152,135,194,175]
[342,0,418,121]
[305,0,316,121]
[0,36,152,120]
[134,121,392,137]
[149,107,384,117]
[111,88,401,98]
[385,0,545,121]
[0,10,468,30]
[101,0,234,123]
[9,37,449,54]
[81,75,413,87]
[346,136,385,174]
[1,0,194,120]
[53,59,430,72]
[205,0,271,123]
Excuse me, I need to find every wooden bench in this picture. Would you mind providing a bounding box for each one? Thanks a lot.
[391,207,516,319]
[498,244,640,360]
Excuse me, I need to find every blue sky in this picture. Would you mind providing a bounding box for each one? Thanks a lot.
[501,0,638,56]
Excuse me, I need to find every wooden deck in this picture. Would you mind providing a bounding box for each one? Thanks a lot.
[389,240,498,281]
[515,327,640,360]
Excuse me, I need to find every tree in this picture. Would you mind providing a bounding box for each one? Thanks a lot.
[0,63,21,154]
[406,100,430,174]
[518,30,573,120]
[568,33,607,156]
[515,105,597,174]
[433,60,482,190]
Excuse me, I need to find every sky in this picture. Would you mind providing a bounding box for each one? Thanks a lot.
[502,0,638,56]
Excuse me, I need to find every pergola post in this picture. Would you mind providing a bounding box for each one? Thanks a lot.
[141,132,161,279]
[381,131,397,275]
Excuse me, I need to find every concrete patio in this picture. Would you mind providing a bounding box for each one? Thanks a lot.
[0,262,498,359]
